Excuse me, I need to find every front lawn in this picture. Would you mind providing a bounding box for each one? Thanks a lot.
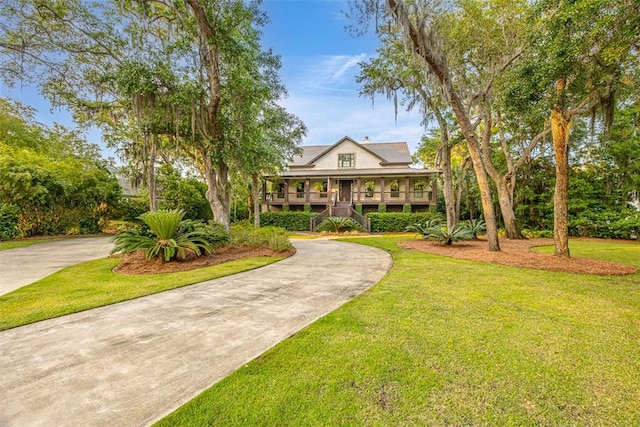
[0,256,283,331]
[157,237,640,426]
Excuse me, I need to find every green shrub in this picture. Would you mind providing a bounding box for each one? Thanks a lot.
[315,217,364,233]
[157,166,212,221]
[230,223,292,252]
[111,209,226,262]
[260,212,318,231]
[0,203,20,240]
[406,218,474,245]
[569,210,640,239]
[378,203,387,213]
[79,217,101,234]
[402,203,412,213]
[282,204,290,212]
[463,218,486,239]
[368,212,441,232]
[303,203,312,213]
[355,204,363,215]
[116,197,149,222]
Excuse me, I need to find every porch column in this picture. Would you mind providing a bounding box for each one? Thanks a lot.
[284,180,289,203]
[404,177,410,203]
[380,177,385,202]
[305,178,310,203]
[356,178,361,203]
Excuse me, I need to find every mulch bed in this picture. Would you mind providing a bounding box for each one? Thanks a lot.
[398,237,638,276]
[113,245,296,275]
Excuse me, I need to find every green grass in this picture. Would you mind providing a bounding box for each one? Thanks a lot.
[533,239,640,266]
[157,237,640,426]
[0,256,283,331]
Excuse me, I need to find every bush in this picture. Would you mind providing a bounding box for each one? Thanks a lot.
[112,209,226,262]
[315,217,364,233]
[355,204,363,215]
[406,218,474,245]
[230,223,292,252]
[569,210,640,239]
[378,203,387,213]
[463,218,486,239]
[260,212,318,231]
[115,197,149,222]
[403,203,412,213]
[0,203,20,240]
[368,212,441,232]
[303,203,312,213]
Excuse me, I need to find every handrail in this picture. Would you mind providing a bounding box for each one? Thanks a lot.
[348,207,370,232]
[310,208,331,231]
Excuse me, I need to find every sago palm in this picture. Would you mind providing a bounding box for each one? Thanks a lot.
[112,209,218,262]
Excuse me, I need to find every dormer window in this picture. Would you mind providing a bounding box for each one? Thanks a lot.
[338,153,355,168]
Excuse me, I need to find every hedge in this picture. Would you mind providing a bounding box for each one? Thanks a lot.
[569,212,640,239]
[0,203,20,241]
[260,211,318,231]
[368,212,441,233]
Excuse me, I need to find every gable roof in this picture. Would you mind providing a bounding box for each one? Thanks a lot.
[289,136,412,167]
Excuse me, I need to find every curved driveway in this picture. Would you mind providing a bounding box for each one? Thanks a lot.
[0,239,392,427]
[0,236,115,295]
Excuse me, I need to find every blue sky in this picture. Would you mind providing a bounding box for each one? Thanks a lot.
[0,0,426,160]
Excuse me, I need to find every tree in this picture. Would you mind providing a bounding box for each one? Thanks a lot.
[512,0,640,256]
[0,0,304,231]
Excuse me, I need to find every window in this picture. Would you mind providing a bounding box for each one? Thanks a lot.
[389,180,400,198]
[313,181,328,198]
[294,181,305,198]
[277,183,285,199]
[338,153,355,168]
[364,181,375,198]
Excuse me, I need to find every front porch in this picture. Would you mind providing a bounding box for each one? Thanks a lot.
[263,176,437,213]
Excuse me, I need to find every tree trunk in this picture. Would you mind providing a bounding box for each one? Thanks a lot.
[552,78,571,257]
[441,141,457,228]
[496,177,522,239]
[147,135,157,211]
[252,173,261,228]
[202,150,231,232]
[481,109,523,239]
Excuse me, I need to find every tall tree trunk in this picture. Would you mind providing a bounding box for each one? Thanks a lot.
[441,141,456,228]
[202,150,231,232]
[480,109,523,239]
[252,173,261,228]
[386,0,500,251]
[496,177,521,238]
[147,135,157,211]
[552,77,571,257]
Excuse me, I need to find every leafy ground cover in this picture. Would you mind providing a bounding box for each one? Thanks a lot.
[0,256,284,331]
[157,237,640,426]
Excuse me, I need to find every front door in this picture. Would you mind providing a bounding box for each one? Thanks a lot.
[339,180,352,202]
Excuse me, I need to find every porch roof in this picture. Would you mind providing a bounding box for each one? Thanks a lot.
[268,167,438,179]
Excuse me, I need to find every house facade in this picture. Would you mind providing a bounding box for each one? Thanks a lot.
[263,136,439,218]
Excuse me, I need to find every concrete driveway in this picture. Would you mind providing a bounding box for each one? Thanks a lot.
[0,236,114,295]
[0,239,392,426]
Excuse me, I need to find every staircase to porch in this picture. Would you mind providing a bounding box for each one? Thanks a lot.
[310,202,371,232]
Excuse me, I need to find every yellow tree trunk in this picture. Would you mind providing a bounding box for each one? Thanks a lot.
[551,78,571,257]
